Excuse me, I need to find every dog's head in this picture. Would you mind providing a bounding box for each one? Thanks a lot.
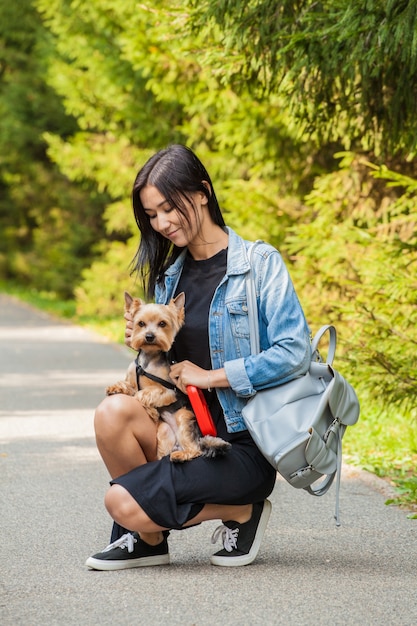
[124,292,185,354]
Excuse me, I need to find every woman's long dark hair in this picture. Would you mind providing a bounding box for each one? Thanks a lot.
[131,144,225,299]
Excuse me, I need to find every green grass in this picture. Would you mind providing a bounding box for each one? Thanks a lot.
[1,282,125,343]
[342,396,417,517]
[2,283,77,319]
[2,282,416,515]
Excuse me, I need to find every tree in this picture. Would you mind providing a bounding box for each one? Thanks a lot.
[33,0,187,309]
[286,153,417,413]
[34,0,321,312]
[188,0,417,157]
[0,0,108,297]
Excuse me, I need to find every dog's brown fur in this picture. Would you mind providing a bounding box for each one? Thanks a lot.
[106,292,230,462]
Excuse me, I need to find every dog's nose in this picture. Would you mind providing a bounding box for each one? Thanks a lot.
[145,333,155,343]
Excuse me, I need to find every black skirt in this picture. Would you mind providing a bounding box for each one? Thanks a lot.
[111,431,276,530]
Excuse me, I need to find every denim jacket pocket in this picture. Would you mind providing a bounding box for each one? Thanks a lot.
[226,300,250,339]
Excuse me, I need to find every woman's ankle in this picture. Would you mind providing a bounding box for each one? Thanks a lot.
[182,503,254,527]
[217,504,253,524]
[228,504,253,524]
[139,531,164,546]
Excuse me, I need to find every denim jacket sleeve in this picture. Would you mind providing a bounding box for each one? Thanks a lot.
[222,241,311,398]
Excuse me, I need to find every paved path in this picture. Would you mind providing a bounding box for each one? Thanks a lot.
[0,293,416,626]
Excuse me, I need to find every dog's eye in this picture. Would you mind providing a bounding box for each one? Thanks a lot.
[138,321,146,327]
[158,321,167,327]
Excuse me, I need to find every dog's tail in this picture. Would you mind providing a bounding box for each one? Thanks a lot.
[199,436,231,458]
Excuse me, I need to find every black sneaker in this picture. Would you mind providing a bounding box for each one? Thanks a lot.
[210,500,272,567]
[85,532,170,571]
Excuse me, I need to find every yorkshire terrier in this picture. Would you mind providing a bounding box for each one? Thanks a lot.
[106,292,231,462]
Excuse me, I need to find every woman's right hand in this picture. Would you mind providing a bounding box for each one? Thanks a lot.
[124,310,133,347]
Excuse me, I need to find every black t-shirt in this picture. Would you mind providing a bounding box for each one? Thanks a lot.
[172,248,228,437]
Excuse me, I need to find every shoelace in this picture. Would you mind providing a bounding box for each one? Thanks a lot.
[102,532,137,554]
[211,525,239,552]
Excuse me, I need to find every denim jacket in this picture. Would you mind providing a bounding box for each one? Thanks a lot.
[155,227,311,432]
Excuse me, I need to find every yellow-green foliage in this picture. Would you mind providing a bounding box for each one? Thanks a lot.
[285,153,417,419]
[1,1,417,483]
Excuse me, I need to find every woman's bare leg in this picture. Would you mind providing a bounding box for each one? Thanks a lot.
[94,393,158,476]
[94,394,163,544]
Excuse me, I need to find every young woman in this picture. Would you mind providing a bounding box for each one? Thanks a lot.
[86,144,311,570]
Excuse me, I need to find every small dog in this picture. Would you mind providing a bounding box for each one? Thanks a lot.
[106,292,231,462]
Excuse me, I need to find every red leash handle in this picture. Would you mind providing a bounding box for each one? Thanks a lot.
[186,385,217,437]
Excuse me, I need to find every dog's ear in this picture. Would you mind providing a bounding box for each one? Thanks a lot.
[172,292,185,311]
[124,292,134,311]
[124,292,145,315]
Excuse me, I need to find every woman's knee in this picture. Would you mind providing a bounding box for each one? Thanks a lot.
[105,484,150,530]
[104,484,133,519]
[94,394,134,438]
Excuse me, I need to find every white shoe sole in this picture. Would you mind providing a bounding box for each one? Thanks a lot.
[210,499,272,567]
[85,553,170,571]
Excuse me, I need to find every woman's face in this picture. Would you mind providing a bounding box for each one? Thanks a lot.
[140,184,208,247]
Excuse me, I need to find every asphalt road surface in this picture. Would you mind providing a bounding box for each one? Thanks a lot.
[0,293,416,625]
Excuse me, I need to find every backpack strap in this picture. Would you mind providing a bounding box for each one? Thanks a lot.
[305,425,343,526]
[311,325,337,365]
[305,325,342,525]
[245,240,264,355]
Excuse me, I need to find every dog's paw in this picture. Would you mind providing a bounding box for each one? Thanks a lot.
[169,449,202,463]
[106,382,134,396]
[199,436,231,458]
